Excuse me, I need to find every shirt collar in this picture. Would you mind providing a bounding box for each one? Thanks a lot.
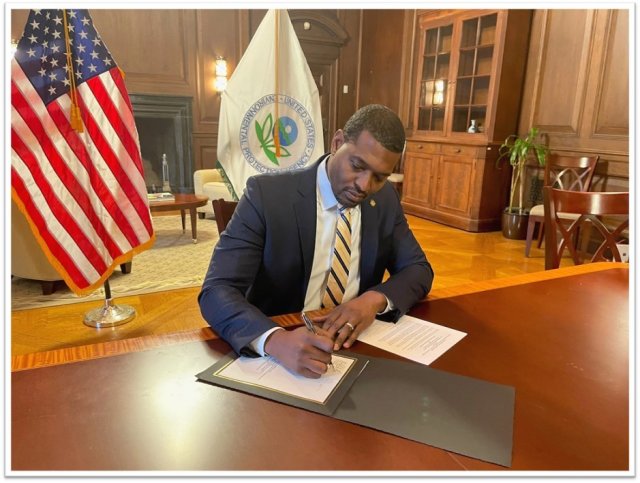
[317,155,339,211]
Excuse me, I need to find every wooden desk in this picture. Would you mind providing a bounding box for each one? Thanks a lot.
[11,264,629,472]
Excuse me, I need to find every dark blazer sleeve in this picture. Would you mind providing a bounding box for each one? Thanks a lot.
[362,184,434,322]
[198,162,319,356]
[198,176,278,356]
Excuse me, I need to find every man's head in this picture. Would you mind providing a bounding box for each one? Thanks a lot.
[327,104,405,208]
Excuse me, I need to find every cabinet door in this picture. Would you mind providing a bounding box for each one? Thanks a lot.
[415,20,454,134]
[433,155,475,215]
[402,153,438,208]
[451,12,499,135]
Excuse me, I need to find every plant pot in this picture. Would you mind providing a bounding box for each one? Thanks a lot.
[501,209,529,239]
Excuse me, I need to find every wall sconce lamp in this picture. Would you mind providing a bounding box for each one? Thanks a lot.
[213,56,228,94]
[433,79,445,105]
[11,38,19,57]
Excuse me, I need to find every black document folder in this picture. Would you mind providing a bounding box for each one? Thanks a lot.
[198,351,515,467]
[334,353,515,467]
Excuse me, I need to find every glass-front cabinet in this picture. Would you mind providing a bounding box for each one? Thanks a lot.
[414,11,503,138]
[403,10,532,232]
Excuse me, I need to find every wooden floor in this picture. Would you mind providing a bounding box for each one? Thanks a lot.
[11,215,559,356]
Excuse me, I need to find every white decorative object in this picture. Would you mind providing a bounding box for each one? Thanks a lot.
[161,153,171,192]
[468,119,478,133]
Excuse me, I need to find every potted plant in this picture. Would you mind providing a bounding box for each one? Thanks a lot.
[497,127,548,239]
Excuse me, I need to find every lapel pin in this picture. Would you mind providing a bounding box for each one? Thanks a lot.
[370,199,376,207]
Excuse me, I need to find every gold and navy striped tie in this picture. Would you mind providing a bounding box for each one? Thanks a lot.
[322,205,352,308]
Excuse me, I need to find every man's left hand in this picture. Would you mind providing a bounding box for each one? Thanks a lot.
[312,291,387,350]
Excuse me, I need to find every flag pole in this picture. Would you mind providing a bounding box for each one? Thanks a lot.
[274,10,281,158]
[83,279,136,328]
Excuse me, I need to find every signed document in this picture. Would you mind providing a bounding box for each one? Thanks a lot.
[197,351,368,415]
[215,354,356,404]
[357,315,466,365]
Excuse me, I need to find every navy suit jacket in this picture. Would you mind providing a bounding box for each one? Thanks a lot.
[198,160,434,355]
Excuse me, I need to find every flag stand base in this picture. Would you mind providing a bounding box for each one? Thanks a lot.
[83,298,136,328]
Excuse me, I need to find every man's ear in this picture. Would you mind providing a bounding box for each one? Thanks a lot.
[330,130,345,154]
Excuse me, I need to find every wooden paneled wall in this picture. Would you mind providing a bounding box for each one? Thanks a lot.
[11,8,629,192]
[518,9,629,192]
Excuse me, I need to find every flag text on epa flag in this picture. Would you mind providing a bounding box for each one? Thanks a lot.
[11,9,154,295]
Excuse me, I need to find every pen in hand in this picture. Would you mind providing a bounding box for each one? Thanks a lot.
[301,312,333,369]
[301,311,318,334]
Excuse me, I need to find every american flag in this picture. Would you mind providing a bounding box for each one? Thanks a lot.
[11,9,155,295]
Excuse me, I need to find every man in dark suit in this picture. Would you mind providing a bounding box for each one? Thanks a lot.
[199,104,434,378]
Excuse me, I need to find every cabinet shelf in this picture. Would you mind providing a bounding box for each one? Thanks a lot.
[459,43,495,51]
[423,51,451,57]
[456,74,491,81]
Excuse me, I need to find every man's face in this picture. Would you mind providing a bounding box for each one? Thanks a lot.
[326,129,400,208]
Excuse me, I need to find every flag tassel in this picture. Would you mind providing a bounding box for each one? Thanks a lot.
[70,103,84,132]
[62,9,84,133]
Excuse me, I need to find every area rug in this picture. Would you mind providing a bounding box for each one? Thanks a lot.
[11,215,219,311]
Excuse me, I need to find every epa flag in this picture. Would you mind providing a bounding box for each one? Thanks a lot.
[11,9,155,295]
[217,9,324,198]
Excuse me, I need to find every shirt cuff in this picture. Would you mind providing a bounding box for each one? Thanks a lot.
[377,294,394,315]
[249,327,284,356]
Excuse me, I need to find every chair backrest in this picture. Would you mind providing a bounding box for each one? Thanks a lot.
[11,200,61,281]
[543,187,629,269]
[543,154,599,192]
[212,198,238,234]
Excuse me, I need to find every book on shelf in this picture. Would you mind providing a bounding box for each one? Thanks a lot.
[147,192,175,202]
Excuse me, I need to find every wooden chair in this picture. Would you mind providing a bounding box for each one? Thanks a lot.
[525,154,599,257]
[211,198,238,234]
[543,187,629,270]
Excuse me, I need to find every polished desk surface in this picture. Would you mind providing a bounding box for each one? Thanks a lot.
[11,263,629,472]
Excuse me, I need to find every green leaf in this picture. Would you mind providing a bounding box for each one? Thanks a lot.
[254,120,264,144]
[262,114,274,144]
[264,147,279,166]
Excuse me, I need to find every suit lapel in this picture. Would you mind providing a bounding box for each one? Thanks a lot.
[359,193,379,292]
[294,164,319,295]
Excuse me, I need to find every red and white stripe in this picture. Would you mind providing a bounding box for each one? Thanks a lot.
[11,58,154,294]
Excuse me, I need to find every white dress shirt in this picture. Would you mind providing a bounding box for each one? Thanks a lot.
[303,156,362,310]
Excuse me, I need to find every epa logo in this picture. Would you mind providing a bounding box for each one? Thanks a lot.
[239,94,316,173]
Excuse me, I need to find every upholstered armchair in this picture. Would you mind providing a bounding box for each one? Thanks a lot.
[11,201,132,295]
[193,169,234,218]
[11,200,62,295]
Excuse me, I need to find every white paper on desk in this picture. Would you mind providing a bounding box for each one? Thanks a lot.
[357,315,466,365]
[215,354,355,405]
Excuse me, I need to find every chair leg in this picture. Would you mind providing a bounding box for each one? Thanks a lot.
[525,218,537,257]
[536,221,545,249]
[41,281,56,295]
[198,212,205,219]
[120,261,132,274]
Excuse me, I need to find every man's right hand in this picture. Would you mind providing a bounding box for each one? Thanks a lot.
[264,327,334,378]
